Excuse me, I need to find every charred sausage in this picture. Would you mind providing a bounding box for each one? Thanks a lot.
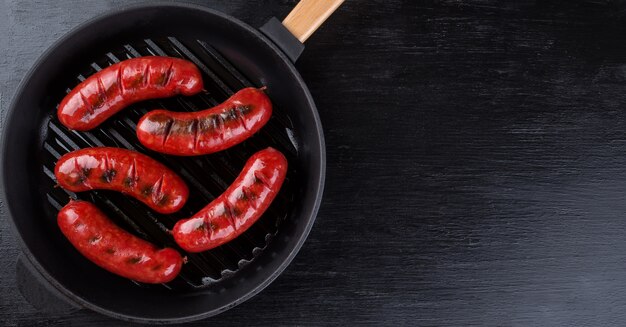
[58,56,203,131]
[55,147,189,214]
[58,200,183,284]
[136,87,272,156]
[172,147,287,252]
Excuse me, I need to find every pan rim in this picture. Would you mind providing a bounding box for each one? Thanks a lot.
[0,1,326,323]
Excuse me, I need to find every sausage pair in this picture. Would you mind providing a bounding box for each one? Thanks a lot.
[58,56,272,156]
[56,147,287,283]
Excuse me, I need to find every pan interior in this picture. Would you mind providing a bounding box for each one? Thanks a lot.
[2,4,323,322]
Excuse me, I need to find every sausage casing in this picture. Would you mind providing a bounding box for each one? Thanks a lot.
[172,148,287,252]
[57,200,183,284]
[136,87,272,156]
[58,56,203,131]
[55,147,189,214]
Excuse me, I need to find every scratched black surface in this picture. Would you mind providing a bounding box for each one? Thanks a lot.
[4,0,626,326]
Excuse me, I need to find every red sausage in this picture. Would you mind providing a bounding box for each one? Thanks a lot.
[58,200,183,284]
[172,147,287,252]
[55,147,188,214]
[58,56,203,131]
[136,87,272,156]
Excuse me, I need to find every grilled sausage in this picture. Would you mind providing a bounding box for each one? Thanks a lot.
[55,147,188,214]
[136,87,272,156]
[172,147,287,252]
[58,200,183,284]
[58,56,203,131]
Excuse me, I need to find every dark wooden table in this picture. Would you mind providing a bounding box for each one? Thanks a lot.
[4,0,626,325]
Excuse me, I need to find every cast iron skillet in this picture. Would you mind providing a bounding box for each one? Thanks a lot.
[0,1,342,323]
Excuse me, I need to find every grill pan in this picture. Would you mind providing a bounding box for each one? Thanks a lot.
[0,1,342,323]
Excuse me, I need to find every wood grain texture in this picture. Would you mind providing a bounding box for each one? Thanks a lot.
[282,0,345,42]
[4,0,626,325]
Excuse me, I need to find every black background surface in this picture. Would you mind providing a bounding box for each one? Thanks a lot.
[3,0,626,326]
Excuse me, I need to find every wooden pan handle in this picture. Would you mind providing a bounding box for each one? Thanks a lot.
[282,0,345,43]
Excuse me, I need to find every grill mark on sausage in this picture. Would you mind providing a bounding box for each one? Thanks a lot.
[253,171,270,189]
[207,115,218,135]
[195,222,207,231]
[235,105,250,130]
[237,187,248,201]
[191,118,199,151]
[157,193,170,207]
[195,221,213,240]
[127,257,142,264]
[240,186,257,209]
[161,118,174,147]
[222,201,238,231]
[72,157,81,182]
[101,169,116,183]
[95,77,106,108]
[88,235,102,244]
[131,158,137,186]
[78,91,93,115]
[141,185,153,197]
[72,157,91,185]
[100,153,116,183]
[197,117,212,134]
[116,66,124,95]
[103,152,110,172]
[163,61,174,87]
[225,107,237,121]
[207,221,217,240]
[152,174,165,205]
[123,158,138,188]
[215,114,225,141]
[142,63,150,87]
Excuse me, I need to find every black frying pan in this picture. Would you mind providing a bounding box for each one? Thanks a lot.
[0,1,342,323]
